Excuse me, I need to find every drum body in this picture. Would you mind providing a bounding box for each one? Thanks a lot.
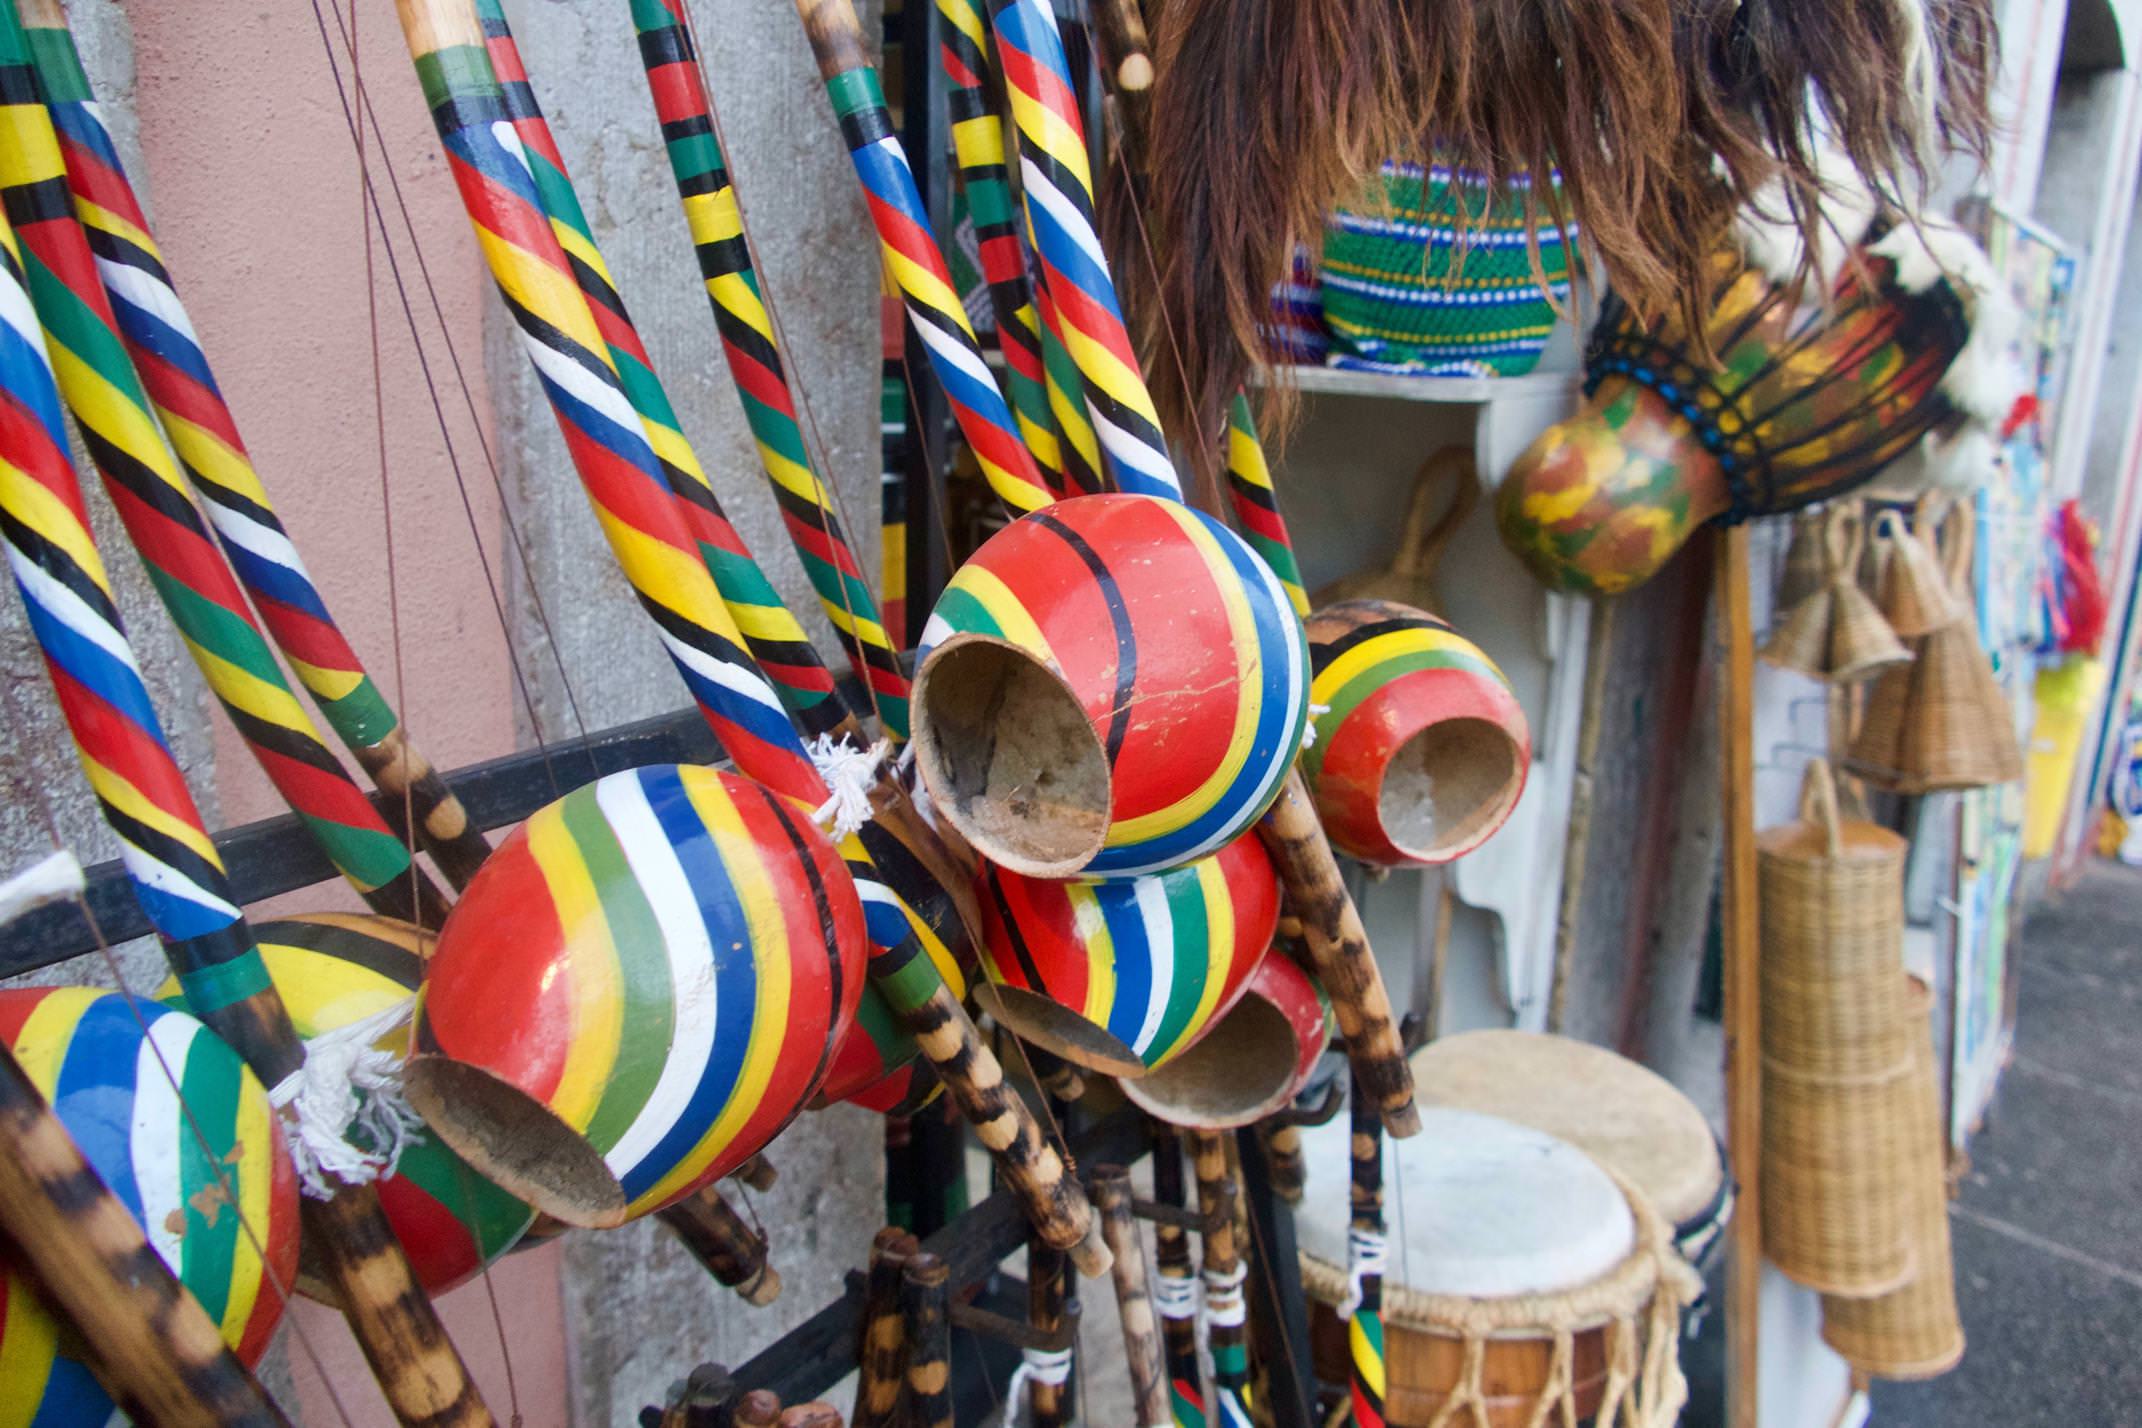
[1296,1107,1693,1427]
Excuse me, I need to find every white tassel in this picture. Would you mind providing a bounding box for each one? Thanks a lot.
[807,733,892,839]
[268,999,423,1200]
[1336,1226,1390,1320]
[1733,131,1880,288]
[1003,1345,1074,1427]
[0,850,84,929]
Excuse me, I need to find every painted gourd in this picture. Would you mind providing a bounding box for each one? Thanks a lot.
[157,915,535,1297]
[911,492,1309,879]
[0,988,298,1421]
[1304,600,1532,867]
[1497,240,1976,597]
[1118,949,1332,1130]
[406,765,869,1229]
[973,830,1281,1077]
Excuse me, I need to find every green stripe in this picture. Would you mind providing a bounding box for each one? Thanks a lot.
[825,67,886,125]
[294,812,419,891]
[23,248,158,413]
[414,44,501,111]
[143,567,291,688]
[177,952,271,1015]
[1314,645,1505,764]
[316,677,400,747]
[392,1135,536,1263]
[870,937,948,1014]
[931,583,1005,641]
[23,23,91,102]
[1144,872,1210,1066]
[561,789,674,1153]
[175,1022,242,1327]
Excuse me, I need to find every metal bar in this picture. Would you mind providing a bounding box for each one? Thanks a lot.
[1236,1122,1316,1428]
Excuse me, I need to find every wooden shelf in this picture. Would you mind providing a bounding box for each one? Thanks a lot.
[1256,363,1581,406]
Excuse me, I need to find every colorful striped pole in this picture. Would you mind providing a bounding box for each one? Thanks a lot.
[793,0,1054,519]
[1224,395,1309,619]
[0,19,447,931]
[395,0,1100,1276]
[933,0,1069,499]
[1149,1124,1207,1427]
[1346,1073,1388,1428]
[879,284,909,644]
[628,0,913,735]
[17,0,494,890]
[0,188,492,1428]
[983,0,1181,503]
[1032,261,1107,496]
[1186,1129,1253,1428]
[474,0,852,740]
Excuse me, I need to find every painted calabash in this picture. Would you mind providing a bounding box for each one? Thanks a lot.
[1304,600,1531,866]
[974,830,1281,1078]
[406,765,869,1229]
[0,988,298,1421]
[1118,949,1332,1130]
[158,915,535,1297]
[1497,238,1978,598]
[911,492,1309,879]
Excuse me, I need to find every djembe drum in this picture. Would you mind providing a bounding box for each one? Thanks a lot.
[1297,1106,1696,1426]
[1408,1031,1732,1284]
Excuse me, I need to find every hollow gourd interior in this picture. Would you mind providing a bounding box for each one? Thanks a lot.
[405,1057,630,1229]
[912,633,1110,878]
[1381,716,1526,862]
[1120,994,1302,1129]
[972,982,1148,1079]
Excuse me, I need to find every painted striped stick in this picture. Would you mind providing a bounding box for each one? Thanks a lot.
[16,0,494,890]
[1224,395,1309,619]
[1186,1129,1253,1428]
[0,1042,291,1428]
[626,0,911,735]
[1346,1073,1389,1428]
[982,0,1180,503]
[793,0,1053,518]
[1032,260,1106,496]
[0,193,492,1428]
[933,0,1069,499]
[473,0,851,741]
[1150,1123,1207,1427]
[978,0,1417,1136]
[878,285,908,644]
[394,0,1101,1275]
[0,24,447,931]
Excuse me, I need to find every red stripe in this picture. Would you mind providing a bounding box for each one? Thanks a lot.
[128,345,248,453]
[56,137,150,232]
[424,832,571,1106]
[645,60,706,126]
[0,395,90,519]
[1038,253,1141,373]
[99,482,263,628]
[251,598,364,677]
[726,348,802,424]
[250,743,395,834]
[46,664,204,832]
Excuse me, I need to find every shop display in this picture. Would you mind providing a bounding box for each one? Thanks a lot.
[1760,505,1913,683]
[1297,1106,1696,1427]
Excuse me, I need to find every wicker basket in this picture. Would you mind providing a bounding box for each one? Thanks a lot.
[1756,761,1915,1294]
[1821,977,1965,1380]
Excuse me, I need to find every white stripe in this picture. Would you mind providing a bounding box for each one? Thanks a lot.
[916,611,955,663]
[94,255,204,347]
[114,834,240,922]
[595,773,724,1180]
[6,547,144,674]
[858,881,904,916]
[1129,877,1174,1057]
[1085,404,1182,499]
[653,628,792,719]
[196,501,313,580]
[908,308,999,391]
[1017,159,1110,274]
[0,272,48,356]
[133,1011,197,1276]
[519,332,647,440]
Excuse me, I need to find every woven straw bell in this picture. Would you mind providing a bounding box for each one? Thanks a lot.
[1763,506,1912,683]
[1875,500,1966,639]
[1904,504,2022,789]
[1317,447,1476,612]
[1777,506,1832,610]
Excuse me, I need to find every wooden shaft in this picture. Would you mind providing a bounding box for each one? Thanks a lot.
[351,727,493,892]
[734,1153,780,1193]
[659,1189,780,1306]
[1027,1235,1071,1428]
[1088,0,1153,92]
[733,1390,784,1427]
[1258,773,1420,1136]
[0,1044,292,1427]
[1347,1073,1387,1428]
[301,1182,492,1427]
[900,1253,954,1428]
[1719,525,1762,1428]
[851,1228,914,1428]
[1260,1123,1306,1205]
[1185,1130,1251,1416]
[1149,1124,1204,1423]
[1094,1167,1172,1428]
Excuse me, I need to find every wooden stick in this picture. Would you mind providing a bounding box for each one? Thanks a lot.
[900,1252,954,1428]
[1025,1234,1072,1428]
[1259,775,1420,1136]
[1185,1131,1252,1425]
[1260,1124,1306,1206]
[1094,1166,1172,1428]
[851,1228,915,1428]
[662,1187,780,1306]
[1719,526,1762,1428]
[734,1153,780,1194]
[0,1043,291,1427]
[1347,1075,1388,1428]
[1150,1124,1206,1424]
[1548,600,1616,1033]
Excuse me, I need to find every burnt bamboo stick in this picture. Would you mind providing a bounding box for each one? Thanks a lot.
[900,1252,954,1428]
[851,1227,914,1428]
[1094,1166,1172,1428]
[1186,1130,1252,1425]
[1150,1124,1206,1425]
[662,1187,781,1306]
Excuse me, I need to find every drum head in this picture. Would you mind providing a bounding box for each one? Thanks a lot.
[1410,1031,1724,1231]
[1296,1106,1634,1300]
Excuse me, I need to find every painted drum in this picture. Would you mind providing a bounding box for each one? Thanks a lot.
[1304,600,1531,866]
[157,915,536,1298]
[911,492,1309,879]
[973,831,1281,1077]
[0,988,298,1421]
[406,765,869,1229]
[1118,949,1332,1130]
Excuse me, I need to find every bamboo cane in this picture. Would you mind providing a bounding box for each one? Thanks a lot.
[662,1186,781,1306]
[0,1043,293,1428]
[851,1227,914,1428]
[1150,1123,1206,1426]
[1346,1074,1389,1428]
[1094,1165,1173,1428]
[1720,525,1762,1428]
[901,1251,955,1428]
[1186,1130,1253,1427]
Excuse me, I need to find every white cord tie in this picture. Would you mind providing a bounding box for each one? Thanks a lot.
[1336,1227,1390,1319]
[268,998,422,1199]
[1003,1345,1074,1426]
[1301,702,1331,751]
[1202,1261,1248,1329]
[807,734,893,839]
[1153,1270,1199,1321]
[0,850,84,929]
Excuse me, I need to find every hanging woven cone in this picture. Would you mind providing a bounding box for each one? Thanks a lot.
[1777,506,1831,610]
[1876,503,1966,639]
[1829,580,1914,683]
[1315,447,1476,612]
[1846,655,1919,792]
[1904,508,2023,791]
[1764,506,1911,683]
[1760,583,1837,678]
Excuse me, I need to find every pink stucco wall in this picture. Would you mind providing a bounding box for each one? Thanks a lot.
[124,3,568,1419]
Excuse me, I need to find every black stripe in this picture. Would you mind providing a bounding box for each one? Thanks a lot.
[637,23,695,72]
[428,91,513,137]
[837,103,896,152]
[498,289,628,394]
[253,917,425,992]
[761,790,848,1095]
[75,425,218,537]
[1309,614,1449,674]
[696,233,754,284]
[660,113,714,146]
[2,174,77,228]
[0,505,126,632]
[984,873,1049,993]
[82,224,175,294]
[0,60,42,105]
[496,79,542,124]
[1031,510,1136,765]
[102,802,238,908]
